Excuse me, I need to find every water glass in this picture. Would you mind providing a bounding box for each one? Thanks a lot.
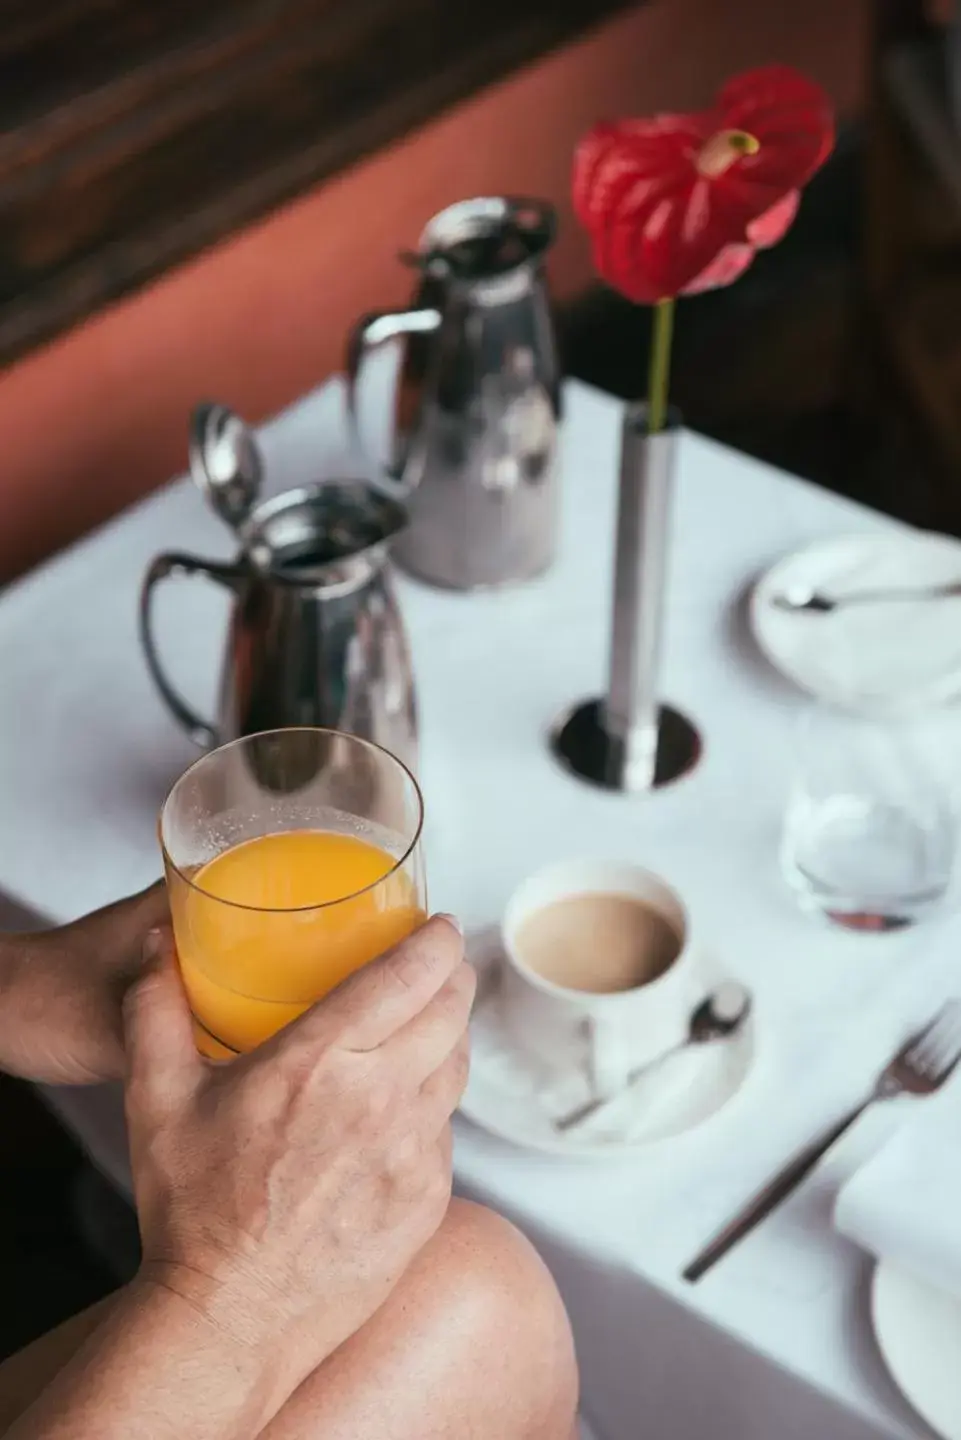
[780,708,958,930]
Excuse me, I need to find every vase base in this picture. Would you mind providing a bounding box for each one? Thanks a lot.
[550,698,701,792]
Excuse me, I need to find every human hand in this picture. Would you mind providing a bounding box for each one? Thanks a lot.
[0,883,169,1085]
[123,915,472,1384]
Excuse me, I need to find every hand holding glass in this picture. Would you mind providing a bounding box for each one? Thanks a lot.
[160,728,426,1057]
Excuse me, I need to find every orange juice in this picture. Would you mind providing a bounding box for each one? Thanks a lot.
[171,829,425,1057]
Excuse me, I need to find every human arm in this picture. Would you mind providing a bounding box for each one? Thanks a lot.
[7,915,472,1439]
[0,882,169,1085]
[6,1279,289,1440]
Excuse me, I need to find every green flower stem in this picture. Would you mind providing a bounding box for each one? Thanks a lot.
[646,297,675,434]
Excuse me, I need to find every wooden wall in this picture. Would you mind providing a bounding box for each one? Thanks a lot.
[0,0,867,583]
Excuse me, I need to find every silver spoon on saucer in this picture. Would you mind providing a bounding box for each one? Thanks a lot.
[771,580,961,614]
[554,981,752,1134]
[189,401,264,535]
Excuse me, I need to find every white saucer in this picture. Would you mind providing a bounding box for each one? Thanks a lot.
[872,1260,961,1440]
[459,929,755,1159]
[750,532,961,714]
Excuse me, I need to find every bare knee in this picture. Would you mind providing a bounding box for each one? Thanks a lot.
[254,1200,577,1440]
[421,1199,579,1439]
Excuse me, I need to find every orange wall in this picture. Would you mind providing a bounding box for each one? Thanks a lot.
[0,0,866,582]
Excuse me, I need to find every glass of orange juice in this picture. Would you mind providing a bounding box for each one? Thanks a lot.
[160,727,426,1058]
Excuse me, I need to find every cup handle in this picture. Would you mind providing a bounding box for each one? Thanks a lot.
[139,551,242,747]
[585,1013,635,1100]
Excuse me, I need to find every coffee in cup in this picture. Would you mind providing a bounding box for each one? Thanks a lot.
[513,891,682,994]
[500,861,699,1099]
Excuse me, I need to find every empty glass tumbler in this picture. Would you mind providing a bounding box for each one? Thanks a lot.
[780,707,958,930]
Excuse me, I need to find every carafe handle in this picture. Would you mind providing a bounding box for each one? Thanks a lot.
[139,551,242,748]
[345,307,441,497]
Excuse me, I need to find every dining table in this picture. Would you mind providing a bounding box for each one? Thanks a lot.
[1,369,959,1440]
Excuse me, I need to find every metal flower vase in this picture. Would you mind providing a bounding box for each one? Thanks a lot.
[551,402,701,792]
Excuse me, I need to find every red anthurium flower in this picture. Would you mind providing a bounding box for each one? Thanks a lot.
[573,65,835,304]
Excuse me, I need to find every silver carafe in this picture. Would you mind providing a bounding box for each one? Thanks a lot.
[139,481,418,773]
[346,196,562,590]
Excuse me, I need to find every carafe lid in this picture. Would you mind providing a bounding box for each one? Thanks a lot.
[412,197,555,284]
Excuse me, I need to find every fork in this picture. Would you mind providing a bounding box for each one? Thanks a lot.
[682,1000,961,1284]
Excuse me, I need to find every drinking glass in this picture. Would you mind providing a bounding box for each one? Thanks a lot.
[780,707,958,930]
[160,728,426,1057]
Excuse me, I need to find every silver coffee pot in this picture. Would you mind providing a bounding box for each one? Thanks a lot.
[346,196,562,590]
[139,406,417,772]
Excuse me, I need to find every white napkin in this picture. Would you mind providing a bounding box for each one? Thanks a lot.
[834,1078,961,1296]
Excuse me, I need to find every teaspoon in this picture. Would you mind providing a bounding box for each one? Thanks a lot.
[554,981,752,1135]
[771,581,961,614]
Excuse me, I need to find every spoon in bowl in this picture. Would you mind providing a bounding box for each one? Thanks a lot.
[554,981,752,1134]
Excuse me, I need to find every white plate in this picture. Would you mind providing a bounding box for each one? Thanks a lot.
[750,532,961,714]
[458,929,755,1159]
[872,1260,961,1439]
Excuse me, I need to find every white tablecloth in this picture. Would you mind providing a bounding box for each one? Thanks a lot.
[1,375,956,1440]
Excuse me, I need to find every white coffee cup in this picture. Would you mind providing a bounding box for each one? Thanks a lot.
[500,860,700,1099]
